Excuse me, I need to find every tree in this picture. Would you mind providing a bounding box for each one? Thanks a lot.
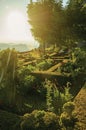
[27,0,86,49]
[27,0,65,50]
[66,0,86,44]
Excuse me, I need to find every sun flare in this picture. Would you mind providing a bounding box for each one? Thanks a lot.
[6,10,33,42]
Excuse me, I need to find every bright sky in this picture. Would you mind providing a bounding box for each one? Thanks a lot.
[0,0,68,44]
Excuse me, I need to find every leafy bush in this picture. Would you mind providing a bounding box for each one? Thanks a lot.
[44,80,73,114]
[43,111,60,130]
[36,59,53,71]
[17,75,43,97]
[18,65,35,75]
[17,66,42,96]
[21,110,60,130]
[17,75,37,95]
[60,102,77,129]
[61,48,86,77]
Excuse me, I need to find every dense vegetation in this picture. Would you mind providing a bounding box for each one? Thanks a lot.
[0,46,86,130]
[0,0,86,130]
[27,0,86,49]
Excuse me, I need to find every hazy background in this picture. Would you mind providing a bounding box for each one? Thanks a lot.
[0,0,68,51]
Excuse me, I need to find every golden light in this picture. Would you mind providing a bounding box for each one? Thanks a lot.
[6,10,33,42]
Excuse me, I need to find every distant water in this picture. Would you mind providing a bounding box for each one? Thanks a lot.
[0,43,38,52]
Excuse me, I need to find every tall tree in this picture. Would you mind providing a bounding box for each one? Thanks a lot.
[27,0,65,50]
[66,0,86,43]
[27,0,86,49]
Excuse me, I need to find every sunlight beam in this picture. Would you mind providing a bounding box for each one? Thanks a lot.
[5,10,33,42]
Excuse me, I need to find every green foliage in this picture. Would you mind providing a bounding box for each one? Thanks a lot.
[63,102,75,114]
[45,80,54,112]
[21,110,60,130]
[36,59,52,71]
[0,110,21,130]
[27,0,86,48]
[44,80,73,114]
[66,0,86,41]
[17,67,40,96]
[60,102,77,129]
[52,84,73,114]
[17,65,46,96]
[18,65,35,75]
[0,48,17,105]
[61,48,86,77]
[71,48,86,73]
[0,48,17,82]
[0,48,84,130]
[27,0,66,48]
[17,75,37,95]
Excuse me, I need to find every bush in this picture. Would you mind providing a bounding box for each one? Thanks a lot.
[61,48,86,77]
[44,80,73,114]
[17,66,42,96]
[43,111,60,130]
[21,110,60,130]
[36,59,52,71]
[60,102,77,129]
[18,75,37,95]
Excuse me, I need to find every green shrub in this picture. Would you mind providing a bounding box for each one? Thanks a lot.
[18,75,37,95]
[36,59,52,71]
[43,111,60,130]
[21,110,60,130]
[45,80,54,112]
[61,48,86,77]
[17,66,42,96]
[60,102,77,129]
[44,80,73,114]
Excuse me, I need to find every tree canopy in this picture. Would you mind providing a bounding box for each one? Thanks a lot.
[27,0,86,48]
[66,0,86,42]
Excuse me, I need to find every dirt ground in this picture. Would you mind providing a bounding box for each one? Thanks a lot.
[74,83,86,130]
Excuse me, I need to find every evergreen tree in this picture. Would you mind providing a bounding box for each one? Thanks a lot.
[66,0,86,43]
[27,0,65,50]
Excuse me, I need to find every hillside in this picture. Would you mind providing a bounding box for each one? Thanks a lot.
[0,47,86,130]
[0,43,35,52]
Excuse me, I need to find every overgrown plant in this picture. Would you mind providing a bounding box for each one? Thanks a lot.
[44,79,73,114]
[44,80,54,112]
[21,110,60,130]
[61,48,86,77]
[60,102,77,130]
[36,59,52,71]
